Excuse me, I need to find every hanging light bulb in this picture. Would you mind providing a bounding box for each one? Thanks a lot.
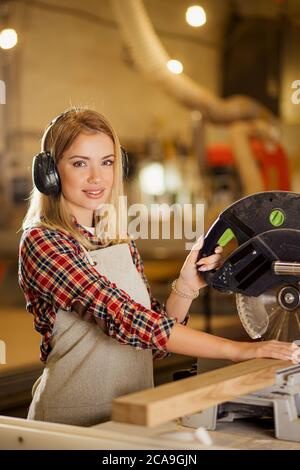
[139,162,165,195]
[186,6,206,27]
[0,28,18,50]
[167,59,183,74]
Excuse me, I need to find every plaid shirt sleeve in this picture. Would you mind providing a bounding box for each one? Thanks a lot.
[129,238,189,360]
[18,227,177,363]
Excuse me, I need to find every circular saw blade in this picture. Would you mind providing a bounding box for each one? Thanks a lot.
[236,285,300,341]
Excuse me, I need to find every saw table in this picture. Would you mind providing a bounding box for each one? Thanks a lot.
[1,413,300,449]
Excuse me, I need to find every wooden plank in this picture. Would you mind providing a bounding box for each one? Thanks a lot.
[112,358,290,427]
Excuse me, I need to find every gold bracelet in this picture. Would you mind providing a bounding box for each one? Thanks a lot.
[171,278,199,300]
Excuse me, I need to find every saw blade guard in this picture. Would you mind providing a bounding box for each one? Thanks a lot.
[236,286,300,342]
[236,293,269,339]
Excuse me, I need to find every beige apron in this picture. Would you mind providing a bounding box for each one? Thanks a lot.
[28,243,154,426]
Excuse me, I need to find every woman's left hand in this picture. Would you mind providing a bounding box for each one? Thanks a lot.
[179,236,223,292]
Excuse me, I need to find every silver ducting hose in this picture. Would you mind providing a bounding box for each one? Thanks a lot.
[112,0,274,124]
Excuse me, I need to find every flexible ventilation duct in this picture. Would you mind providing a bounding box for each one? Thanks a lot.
[112,0,273,124]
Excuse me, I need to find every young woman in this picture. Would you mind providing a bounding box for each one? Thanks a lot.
[19,108,300,426]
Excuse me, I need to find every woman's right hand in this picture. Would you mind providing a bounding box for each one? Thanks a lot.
[234,340,300,364]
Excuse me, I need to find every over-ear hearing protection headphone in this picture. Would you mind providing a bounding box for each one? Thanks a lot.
[32,111,129,196]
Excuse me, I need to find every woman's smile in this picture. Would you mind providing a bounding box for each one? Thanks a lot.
[82,189,105,199]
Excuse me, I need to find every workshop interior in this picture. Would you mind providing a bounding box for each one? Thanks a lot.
[0,0,300,451]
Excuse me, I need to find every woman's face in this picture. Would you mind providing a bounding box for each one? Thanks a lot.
[57,132,115,226]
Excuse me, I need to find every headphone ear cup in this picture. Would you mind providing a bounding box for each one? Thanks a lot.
[121,146,129,180]
[32,151,61,196]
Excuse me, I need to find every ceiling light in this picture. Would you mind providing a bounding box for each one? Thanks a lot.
[0,28,18,49]
[186,6,206,27]
[167,59,183,74]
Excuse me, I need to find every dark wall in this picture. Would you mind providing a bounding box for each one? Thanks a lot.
[222,14,285,115]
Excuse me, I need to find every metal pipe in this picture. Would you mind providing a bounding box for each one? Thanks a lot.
[273,261,300,276]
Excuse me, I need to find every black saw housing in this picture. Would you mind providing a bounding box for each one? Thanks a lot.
[197,191,300,297]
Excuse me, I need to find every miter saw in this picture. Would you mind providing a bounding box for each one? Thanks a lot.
[182,191,300,442]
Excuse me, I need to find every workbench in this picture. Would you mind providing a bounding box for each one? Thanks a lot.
[1,414,300,450]
[95,419,300,450]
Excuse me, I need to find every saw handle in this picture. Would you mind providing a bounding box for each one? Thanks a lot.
[196,218,228,284]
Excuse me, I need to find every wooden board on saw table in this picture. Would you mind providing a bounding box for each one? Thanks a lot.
[112,358,290,427]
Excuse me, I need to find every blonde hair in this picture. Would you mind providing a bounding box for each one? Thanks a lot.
[21,107,130,250]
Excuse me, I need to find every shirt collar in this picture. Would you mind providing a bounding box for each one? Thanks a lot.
[71,215,103,246]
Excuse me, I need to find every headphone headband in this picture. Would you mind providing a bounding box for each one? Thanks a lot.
[41,111,70,153]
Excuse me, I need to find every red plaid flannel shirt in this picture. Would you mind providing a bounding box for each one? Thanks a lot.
[18,220,188,363]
